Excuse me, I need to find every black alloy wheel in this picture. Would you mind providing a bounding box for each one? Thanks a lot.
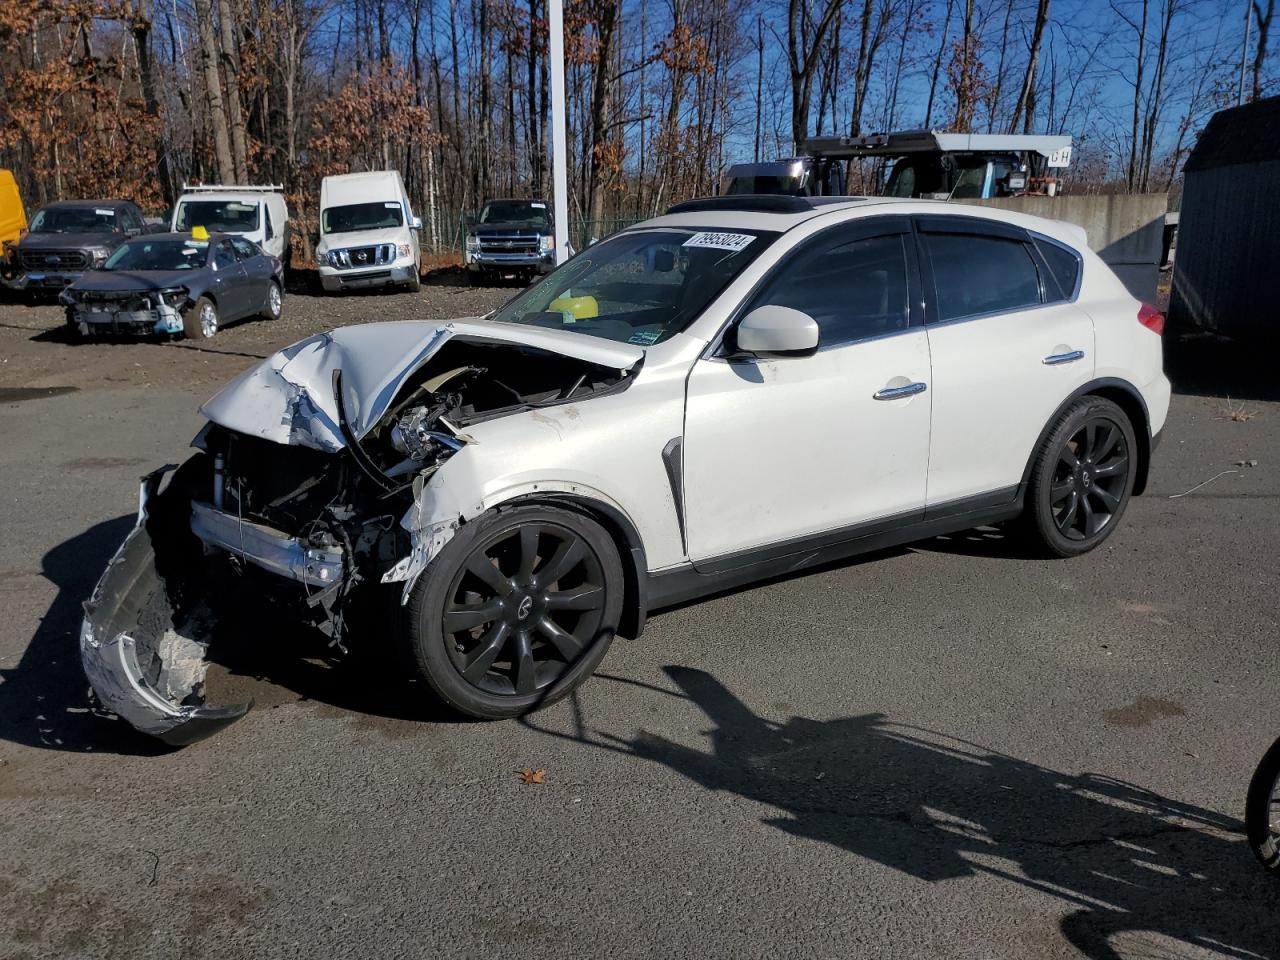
[1050,418,1130,540]
[1025,396,1137,557]
[407,505,623,718]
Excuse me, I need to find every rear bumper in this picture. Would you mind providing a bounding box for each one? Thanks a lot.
[318,262,418,291]
[80,469,251,746]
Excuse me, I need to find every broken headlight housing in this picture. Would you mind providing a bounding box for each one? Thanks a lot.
[156,285,190,307]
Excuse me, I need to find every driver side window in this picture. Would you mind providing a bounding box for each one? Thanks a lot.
[749,232,910,348]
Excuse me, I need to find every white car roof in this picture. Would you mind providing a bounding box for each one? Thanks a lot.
[640,196,1088,250]
[321,171,406,207]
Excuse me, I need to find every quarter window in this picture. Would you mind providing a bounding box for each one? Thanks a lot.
[924,233,1041,322]
[1034,237,1082,301]
[230,237,259,260]
[751,233,910,347]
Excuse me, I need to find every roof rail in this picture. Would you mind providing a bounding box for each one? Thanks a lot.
[180,183,284,193]
[666,195,818,215]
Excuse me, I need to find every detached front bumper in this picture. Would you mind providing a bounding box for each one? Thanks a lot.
[80,469,251,746]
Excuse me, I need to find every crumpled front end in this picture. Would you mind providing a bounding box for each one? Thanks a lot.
[82,323,640,745]
[80,468,251,746]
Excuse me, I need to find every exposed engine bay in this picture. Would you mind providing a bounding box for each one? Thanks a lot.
[80,330,637,745]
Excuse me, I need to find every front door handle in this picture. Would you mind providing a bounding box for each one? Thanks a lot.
[1043,349,1085,365]
[873,382,928,401]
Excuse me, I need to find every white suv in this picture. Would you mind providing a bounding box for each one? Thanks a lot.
[81,196,1170,744]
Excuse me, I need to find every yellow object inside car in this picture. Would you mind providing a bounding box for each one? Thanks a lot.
[0,169,26,258]
[191,225,210,241]
[548,294,599,322]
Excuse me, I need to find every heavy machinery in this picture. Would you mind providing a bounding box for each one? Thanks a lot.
[723,130,1073,200]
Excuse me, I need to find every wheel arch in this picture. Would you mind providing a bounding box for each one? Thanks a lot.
[1021,377,1154,497]
[501,492,649,640]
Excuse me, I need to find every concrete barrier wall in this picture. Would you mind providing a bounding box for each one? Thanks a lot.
[970,194,1168,302]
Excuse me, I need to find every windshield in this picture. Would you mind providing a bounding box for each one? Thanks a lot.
[175,200,260,233]
[322,202,403,234]
[30,206,119,234]
[480,201,549,227]
[489,227,777,346]
[886,154,994,198]
[103,238,208,271]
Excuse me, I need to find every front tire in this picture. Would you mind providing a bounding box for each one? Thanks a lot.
[1247,737,1280,876]
[406,504,624,719]
[1023,396,1137,557]
[182,296,219,339]
[405,269,421,293]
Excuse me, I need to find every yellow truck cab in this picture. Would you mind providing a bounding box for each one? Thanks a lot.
[0,170,27,277]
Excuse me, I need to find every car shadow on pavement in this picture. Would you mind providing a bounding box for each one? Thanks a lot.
[527,667,1280,960]
[0,514,175,755]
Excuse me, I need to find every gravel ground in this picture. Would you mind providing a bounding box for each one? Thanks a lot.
[0,268,514,394]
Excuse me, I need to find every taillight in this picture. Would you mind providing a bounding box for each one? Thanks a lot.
[1137,302,1164,336]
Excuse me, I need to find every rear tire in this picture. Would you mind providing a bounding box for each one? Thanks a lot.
[1247,737,1280,876]
[261,281,283,320]
[1022,396,1136,557]
[182,296,218,339]
[405,504,623,719]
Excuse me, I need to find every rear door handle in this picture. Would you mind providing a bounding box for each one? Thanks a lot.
[873,382,928,401]
[1043,350,1085,365]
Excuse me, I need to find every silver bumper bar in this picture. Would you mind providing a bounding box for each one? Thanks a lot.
[189,501,344,587]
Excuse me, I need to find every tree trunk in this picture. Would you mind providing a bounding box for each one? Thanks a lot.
[1253,0,1275,101]
[216,0,248,181]
[1009,0,1051,133]
[195,0,234,182]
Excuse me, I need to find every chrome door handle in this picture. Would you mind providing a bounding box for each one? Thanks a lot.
[873,382,928,401]
[1043,350,1085,365]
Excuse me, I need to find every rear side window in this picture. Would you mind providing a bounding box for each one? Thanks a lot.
[230,237,259,260]
[1034,236,1082,301]
[752,233,910,346]
[924,233,1041,322]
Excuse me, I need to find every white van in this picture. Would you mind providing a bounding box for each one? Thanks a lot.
[316,170,421,293]
[171,185,290,262]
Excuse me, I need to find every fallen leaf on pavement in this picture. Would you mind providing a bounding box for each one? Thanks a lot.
[517,768,546,784]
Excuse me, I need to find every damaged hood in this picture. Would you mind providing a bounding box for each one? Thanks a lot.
[70,269,197,293]
[199,319,644,451]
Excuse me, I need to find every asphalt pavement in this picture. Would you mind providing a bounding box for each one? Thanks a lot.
[0,293,1278,959]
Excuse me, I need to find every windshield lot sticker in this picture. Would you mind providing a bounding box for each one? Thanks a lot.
[627,330,661,345]
[384,202,401,208]
[683,232,754,252]
[531,202,547,208]
[95,208,115,216]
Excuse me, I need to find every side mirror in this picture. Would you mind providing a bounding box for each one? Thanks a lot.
[464,213,477,228]
[410,215,423,231]
[735,305,819,356]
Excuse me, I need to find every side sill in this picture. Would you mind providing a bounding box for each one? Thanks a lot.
[647,489,1022,612]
